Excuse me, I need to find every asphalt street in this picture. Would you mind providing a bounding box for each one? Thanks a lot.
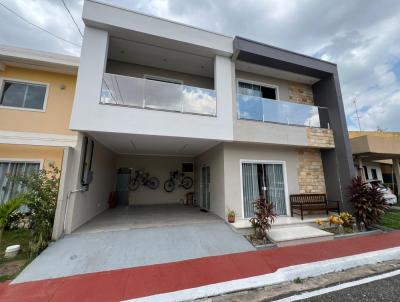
[302,273,400,302]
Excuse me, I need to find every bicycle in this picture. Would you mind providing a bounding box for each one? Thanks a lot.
[129,170,160,191]
[164,170,193,192]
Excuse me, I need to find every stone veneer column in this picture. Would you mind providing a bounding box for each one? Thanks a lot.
[297,149,326,194]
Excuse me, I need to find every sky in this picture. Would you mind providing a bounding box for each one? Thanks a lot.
[0,0,399,131]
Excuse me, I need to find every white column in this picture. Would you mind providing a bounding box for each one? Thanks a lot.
[69,27,109,130]
[356,156,366,181]
[214,55,234,140]
[393,158,400,197]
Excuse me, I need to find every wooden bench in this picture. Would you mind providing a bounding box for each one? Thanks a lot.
[290,194,340,220]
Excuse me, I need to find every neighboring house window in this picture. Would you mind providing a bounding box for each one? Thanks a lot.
[371,168,378,180]
[363,166,369,179]
[0,161,40,204]
[0,80,48,110]
[238,81,277,100]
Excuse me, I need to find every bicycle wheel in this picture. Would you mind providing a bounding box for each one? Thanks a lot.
[128,180,140,191]
[164,179,175,192]
[147,177,160,190]
[182,176,193,190]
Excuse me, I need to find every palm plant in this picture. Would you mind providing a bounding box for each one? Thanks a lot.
[0,196,25,244]
[349,176,389,226]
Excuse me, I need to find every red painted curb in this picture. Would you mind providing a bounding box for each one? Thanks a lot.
[1,231,400,302]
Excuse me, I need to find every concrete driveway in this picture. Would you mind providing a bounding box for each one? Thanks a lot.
[13,219,255,283]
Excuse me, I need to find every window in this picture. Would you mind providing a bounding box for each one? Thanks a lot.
[0,80,48,110]
[363,166,368,179]
[0,161,40,204]
[238,81,277,100]
[371,168,378,180]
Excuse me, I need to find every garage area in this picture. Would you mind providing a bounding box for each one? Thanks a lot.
[58,133,224,236]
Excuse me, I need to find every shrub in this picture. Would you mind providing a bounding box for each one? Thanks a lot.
[13,165,60,257]
[249,198,277,241]
[349,176,389,227]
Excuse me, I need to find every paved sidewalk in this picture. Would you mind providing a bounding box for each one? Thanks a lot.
[1,231,400,302]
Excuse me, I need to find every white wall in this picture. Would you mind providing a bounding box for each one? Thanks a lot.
[66,135,116,233]
[116,155,194,205]
[364,162,384,181]
[223,143,300,219]
[52,147,74,240]
[194,144,226,219]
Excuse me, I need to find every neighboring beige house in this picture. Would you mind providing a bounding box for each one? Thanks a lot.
[349,131,400,196]
[0,45,79,215]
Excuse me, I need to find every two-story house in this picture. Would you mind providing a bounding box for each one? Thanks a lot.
[0,45,78,219]
[53,0,354,239]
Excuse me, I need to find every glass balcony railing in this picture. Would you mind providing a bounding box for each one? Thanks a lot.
[237,94,329,128]
[100,73,217,116]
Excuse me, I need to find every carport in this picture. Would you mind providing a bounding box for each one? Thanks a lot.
[351,134,400,197]
[57,132,223,237]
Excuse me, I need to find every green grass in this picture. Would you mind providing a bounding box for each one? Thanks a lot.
[0,229,33,281]
[379,210,400,229]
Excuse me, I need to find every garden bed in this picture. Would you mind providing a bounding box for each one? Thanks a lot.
[318,224,383,239]
[0,229,32,282]
[244,234,276,250]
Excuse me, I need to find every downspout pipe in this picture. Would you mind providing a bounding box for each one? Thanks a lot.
[63,188,86,235]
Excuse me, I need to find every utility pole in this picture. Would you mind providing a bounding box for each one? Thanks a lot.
[352,97,362,131]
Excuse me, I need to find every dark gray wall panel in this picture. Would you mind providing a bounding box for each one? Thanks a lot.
[313,73,355,210]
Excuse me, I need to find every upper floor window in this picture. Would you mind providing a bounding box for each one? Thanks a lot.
[0,79,48,111]
[238,81,277,100]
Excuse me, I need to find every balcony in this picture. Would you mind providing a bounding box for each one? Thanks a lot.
[237,94,329,128]
[100,73,217,116]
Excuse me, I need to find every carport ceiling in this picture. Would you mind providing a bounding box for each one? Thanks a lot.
[90,132,220,157]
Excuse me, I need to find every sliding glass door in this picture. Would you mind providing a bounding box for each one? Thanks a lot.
[242,162,287,217]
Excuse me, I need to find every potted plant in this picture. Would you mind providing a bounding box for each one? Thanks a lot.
[227,209,236,223]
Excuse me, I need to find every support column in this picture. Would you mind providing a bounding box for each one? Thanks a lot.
[313,72,356,212]
[356,156,366,181]
[393,158,400,198]
[214,55,234,141]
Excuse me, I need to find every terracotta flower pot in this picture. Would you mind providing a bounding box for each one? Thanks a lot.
[228,215,235,223]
